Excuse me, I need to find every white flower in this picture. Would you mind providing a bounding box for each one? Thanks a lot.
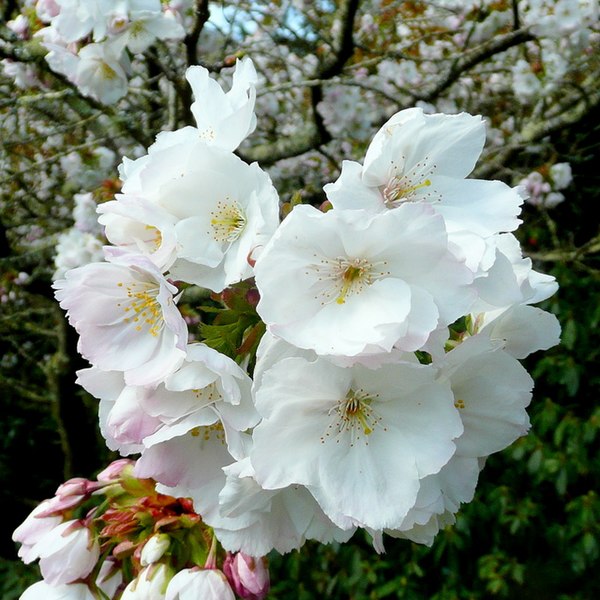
[254,203,474,357]
[98,195,179,271]
[20,581,96,600]
[53,228,105,281]
[74,41,130,104]
[76,342,258,455]
[511,59,541,102]
[53,0,97,42]
[113,9,185,54]
[472,233,559,313]
[186,57,258,151]
[549,162,573,190]
[250,355,463,530]
[324,108,523,273]
[96,557,123,598]
[72,192,103,234]
[108,343,259,516]
[114,137,280,292]
[363,107,484,185]
[207,458,355,556]
[166,568,235,600]
[473,303,561,360]
[386,334,535,545]
[438,334,534,459]
[36,520,100,586]
[36,0,61,23]
[384,455,481,546]
[141,534,171,566]
[53,254,188,386]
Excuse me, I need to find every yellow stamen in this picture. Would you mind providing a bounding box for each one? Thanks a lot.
[384,177,432,205]
[120,281,163,337]
[336,264,367,304]
[210,200,246,243]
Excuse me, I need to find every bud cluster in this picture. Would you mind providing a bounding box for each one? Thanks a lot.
[13,459,269,599]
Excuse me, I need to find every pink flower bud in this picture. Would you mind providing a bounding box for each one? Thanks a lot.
[96,458,135,482]
[55,477,101,503]
[223,552,269,600]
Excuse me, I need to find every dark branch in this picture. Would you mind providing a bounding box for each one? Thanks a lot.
[185,0,211,67]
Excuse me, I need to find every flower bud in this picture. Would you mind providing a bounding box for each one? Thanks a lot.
[141,534,171,566]
[121,564,172,600]
[96,458,135,482]
[55,477,101,507]
[223,552,270,600]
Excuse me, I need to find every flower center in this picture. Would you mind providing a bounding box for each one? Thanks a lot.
[210,200,247,243]
[144,225,162,251]
[199,126,216,142]
[383,176,432,206]
[117,281,163,336]
[321,388,385,447]
[311,257,389,306]
[191,383,221,405]
[382,158,439,207]
[190,421,225,445]
[100,62,118,81]
[128,20,146,39]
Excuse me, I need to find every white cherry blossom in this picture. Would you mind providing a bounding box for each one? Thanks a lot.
[254,203,475,357]
[250,355,463,530]
[186,57,258,151]
[53,254,187,386]
[114,137,280,292]
[207,458,355,556]
[324,108,524,273]
[20,581,96,600]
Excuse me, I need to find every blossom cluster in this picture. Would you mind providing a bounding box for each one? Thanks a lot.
[7,0,191,103]
[13,56,561,596]
[520,162,574,208]
[13,459,269,599]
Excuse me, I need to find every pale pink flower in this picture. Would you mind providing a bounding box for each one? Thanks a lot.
[12,500,63,564]
[53,254,187,386]
[37,520,100,586]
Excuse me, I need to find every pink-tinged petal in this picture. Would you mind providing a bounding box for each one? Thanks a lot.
[54,256,188,386]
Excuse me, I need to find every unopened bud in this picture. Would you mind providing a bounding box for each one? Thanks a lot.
[223,552,270,600]
[96,459,135,483]
[141,534,170,566]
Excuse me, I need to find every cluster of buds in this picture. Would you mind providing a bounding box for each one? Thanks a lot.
[13,459,269,599]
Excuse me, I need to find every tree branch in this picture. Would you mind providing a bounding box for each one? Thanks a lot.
[185,0,211,67]
[412,27,535,103]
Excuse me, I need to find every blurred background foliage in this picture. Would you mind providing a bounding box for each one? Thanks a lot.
[1,0,599,598]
